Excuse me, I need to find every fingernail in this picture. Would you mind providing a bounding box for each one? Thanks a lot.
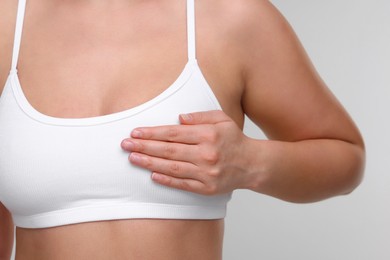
[122,140,134,150]
[130,153,142,163]
[180,113,192,122]
[151,172,162,181]
[132,130,143,138]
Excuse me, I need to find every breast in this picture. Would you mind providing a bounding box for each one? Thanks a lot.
[0,65,231,228]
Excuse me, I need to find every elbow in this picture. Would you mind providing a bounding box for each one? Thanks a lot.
[341,142,366,196]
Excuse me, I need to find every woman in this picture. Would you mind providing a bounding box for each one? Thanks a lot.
[0,0,365,259]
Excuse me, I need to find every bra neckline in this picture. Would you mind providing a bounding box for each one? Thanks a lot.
[9,60,197,127]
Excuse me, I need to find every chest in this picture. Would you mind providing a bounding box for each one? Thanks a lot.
[18,2,188,118]
[3,0,244,125]
[0,63,229,226]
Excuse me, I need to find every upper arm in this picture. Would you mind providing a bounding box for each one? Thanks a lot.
[237,0,363,146]
[0,0,17,93]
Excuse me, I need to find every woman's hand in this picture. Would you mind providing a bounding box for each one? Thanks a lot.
[121,110,254,195]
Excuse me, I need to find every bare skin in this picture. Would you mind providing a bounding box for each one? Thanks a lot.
[0,0,365,259]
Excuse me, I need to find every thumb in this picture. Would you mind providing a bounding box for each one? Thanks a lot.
[179,110,230,125]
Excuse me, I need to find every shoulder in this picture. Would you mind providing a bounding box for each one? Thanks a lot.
[0,0,18,91]
[193,0,294,123]
[198,0,296,70]
[225,0,298,59]
[200,0,290,38]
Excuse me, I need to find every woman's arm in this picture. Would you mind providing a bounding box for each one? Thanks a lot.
[121,0,364,202]
[0,202,14,260]
[235,0,365,202]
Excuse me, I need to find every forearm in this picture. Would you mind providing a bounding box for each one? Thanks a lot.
[244,138,365,203]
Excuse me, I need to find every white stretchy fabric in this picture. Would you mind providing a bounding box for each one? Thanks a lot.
[0,0,231,228]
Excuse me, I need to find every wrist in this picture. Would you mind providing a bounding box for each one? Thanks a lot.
[238,137,271,191]
[241,137,288,195]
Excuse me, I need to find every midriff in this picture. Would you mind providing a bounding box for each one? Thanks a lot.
[15,219,224,260]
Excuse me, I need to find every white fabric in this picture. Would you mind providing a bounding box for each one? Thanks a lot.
[0,0,231,228]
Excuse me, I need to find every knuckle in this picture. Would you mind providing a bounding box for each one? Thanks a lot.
[168,162,181,175]
[202,150,219,165]
[194,112,203,122]
[202,128,218,143]
[179,181,192,192]
[144,158,153,168]
[136,141,145,152]
[163,144,177,158]
[153,173,172,186]
[167,128,179,141]
[204,184,218,195]
[160,175,172,186]
[207,167,221,178]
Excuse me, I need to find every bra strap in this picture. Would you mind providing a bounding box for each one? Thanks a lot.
[186,0,196,61]
[11,0,27,72]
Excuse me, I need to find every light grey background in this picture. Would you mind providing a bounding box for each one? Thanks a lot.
[224,0,390,260]
[10,1,390,259]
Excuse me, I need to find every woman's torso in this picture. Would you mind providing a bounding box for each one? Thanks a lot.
[0,0,245,259]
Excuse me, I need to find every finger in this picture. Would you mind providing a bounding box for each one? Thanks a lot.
[129,153,199,180]
[131,124,208,144]
[122,139,200,163]
[179,110,230,125]
[151,172,208,195]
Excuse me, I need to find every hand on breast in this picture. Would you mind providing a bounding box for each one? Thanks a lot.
[121,110,252,195]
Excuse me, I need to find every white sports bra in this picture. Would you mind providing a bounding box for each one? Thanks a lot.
[0,0,231,228]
